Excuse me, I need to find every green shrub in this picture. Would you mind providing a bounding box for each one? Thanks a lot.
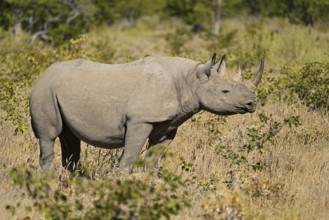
[7,164,191,220]
[253,61,329,113]
[0,0,98,45]
[165,27,192,56]
[0,37,95,135]
[291,62,329,112]
[215,113,301,185]
[0,37,93,83]
[0,80,29,135]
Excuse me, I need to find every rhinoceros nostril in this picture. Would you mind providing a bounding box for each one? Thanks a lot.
[246,102,253,107]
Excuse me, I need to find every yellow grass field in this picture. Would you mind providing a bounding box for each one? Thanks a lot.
[1,18,328,219]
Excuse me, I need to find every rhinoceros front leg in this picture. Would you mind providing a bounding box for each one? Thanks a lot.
[120,122,153,170]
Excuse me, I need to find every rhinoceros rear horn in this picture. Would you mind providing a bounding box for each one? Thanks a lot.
[233,64,242,81]
[251,59,264,87]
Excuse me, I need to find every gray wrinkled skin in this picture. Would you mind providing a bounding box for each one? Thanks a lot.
[29,54,264,172]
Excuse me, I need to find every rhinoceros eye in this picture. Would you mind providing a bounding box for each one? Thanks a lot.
[222,89,230,94]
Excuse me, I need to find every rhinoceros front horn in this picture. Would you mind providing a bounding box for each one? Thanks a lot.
[251,59,264,87]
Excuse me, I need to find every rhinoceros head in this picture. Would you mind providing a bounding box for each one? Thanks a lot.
[195,54,264,115]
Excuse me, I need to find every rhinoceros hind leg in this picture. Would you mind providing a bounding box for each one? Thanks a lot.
[59,125,81,172]
[39,138,56,172]
[145,128,177,168]
[148,128,177,148]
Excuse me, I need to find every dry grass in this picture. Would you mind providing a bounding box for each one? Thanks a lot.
[1,100,328,219]
[170,101,329,219]
[1,18,329,219]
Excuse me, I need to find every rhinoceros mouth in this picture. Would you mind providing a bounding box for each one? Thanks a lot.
[236,106,256,114]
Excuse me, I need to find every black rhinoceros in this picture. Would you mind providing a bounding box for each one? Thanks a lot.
[30,54,264,172]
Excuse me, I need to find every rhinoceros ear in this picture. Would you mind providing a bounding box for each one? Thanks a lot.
[213,54,226,77]
[198,53,216,79]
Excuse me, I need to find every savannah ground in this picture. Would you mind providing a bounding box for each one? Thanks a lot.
[1,16,329,219]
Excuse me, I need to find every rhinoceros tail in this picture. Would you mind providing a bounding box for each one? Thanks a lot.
[29,97,40,139]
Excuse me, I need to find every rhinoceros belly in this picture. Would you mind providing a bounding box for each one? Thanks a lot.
[57,97,127,149]
[63,114,126,149]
